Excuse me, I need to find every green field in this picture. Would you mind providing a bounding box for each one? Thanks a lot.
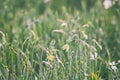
[0,0,120,80]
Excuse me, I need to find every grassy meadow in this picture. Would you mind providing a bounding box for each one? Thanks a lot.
[0,0,120,80]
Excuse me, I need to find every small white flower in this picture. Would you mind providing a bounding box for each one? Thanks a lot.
[111,66,117,70]
[103,0,112,9]
[109,62,112,66]
[117,60,120,64]
[109,61,115,66]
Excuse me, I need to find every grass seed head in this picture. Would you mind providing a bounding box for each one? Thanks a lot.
[81,31,88,39]
[62,44,69,52]
[47,54,55,61]
[52,29,65,35]
[90,52,98,60]
[0,31,6,47]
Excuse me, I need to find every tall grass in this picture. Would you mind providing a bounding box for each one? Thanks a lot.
[0,0,120,80]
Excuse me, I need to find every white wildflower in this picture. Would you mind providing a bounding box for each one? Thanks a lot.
[117,60,120,64]
[103,0,112,9]
[109,61,115,66]
[111,66,117,70]
[108,61,118,71]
